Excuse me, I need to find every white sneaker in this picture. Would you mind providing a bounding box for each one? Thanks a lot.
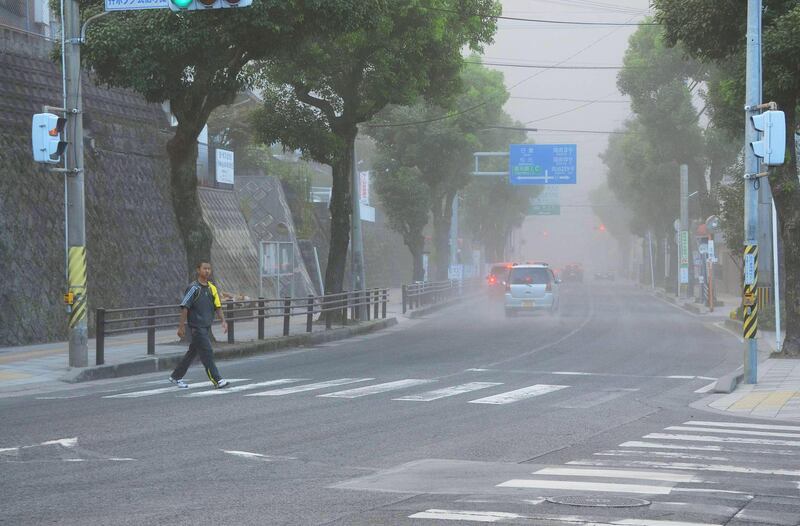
[216,379,229,389]
[169,377,189,389]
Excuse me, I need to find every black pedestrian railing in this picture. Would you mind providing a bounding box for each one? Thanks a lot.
[401,278,483,314]
[94,288,389,366]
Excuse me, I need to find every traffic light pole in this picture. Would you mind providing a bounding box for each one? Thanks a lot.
[64,0,88,367]
[350,135,366,319]
[743,0,761,384]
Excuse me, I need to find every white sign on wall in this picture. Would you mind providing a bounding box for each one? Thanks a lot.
[359,171,370,205]
[215,149,234,185]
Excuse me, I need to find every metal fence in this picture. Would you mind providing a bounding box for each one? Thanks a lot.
[401,279,483,314]
[95,288,389,365]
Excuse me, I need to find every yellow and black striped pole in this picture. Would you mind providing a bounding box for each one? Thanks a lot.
[68,246,87,331]
[742,245,758,340]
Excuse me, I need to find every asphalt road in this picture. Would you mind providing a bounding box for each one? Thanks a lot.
[2,282,799,526]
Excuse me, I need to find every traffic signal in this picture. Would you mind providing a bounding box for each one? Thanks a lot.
[750,110,786,166]
[169,0,251,11]
[31,113,67,164]
[598,223,607,232]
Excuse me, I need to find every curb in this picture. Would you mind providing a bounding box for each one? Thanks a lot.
[713,368,744,394]
[60,317,398,384]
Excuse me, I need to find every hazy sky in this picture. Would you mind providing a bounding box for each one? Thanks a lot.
[481,0,652,270]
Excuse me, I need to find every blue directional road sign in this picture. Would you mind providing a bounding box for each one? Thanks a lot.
[509,144,577,185]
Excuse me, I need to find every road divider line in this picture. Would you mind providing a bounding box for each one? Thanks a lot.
[469,384,568,405]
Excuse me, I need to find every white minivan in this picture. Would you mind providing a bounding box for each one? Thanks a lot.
[504,264,560,317]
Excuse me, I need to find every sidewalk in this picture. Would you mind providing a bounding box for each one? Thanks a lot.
[0,288,405,394]
[647,285,800,422]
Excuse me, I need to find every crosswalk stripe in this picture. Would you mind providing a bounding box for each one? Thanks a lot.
[103,379,248,398]
[619,440,800,456]
[645,432,800,447]
[183,379,305,397]
[409,509,523,522]
[535,466,696,483]
[394,382,503,402]
[567,459,800,477]
[496,479,673,495]
[318,379,434,398]
[596,450,731,462]
[244,378,374,397]
[666,425,800,439]
[469,384,568,405]
[694,382,716,394]
[682,420,800,432]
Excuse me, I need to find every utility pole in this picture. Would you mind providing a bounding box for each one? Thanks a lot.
[679,165,689,299]
[450,193,459,268]
[64,0,88,367]
[743,0,762,384]
[350,135,366,319]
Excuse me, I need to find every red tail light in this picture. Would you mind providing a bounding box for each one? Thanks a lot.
[488,275,497,285]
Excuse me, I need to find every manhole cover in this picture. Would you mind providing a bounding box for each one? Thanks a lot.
[546,496,651,508]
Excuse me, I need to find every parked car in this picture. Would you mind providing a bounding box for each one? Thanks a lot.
[594,270,615,281]
[504,263,560,316]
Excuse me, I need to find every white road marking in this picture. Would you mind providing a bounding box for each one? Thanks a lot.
[644,433,800,447]
[245,378,374,397]
[694,382,717,394]
[665,375,697,379]
[394,382,503,402]
[620,440,800,456]
[613,520,721,526]
[568,459,800,477]
[222,450,296,461]
[469,384,568,405]
[672,488,752,496]
[497,479,672,494]
[552,371,593,376]
[696,376,717,381]
[535,467,696,483]
[318,379,434,398]
[596,450,731,462]
[466,368,490,372]
[0,448,18,453]
[41,437,77,447]
[683,420,800,432]
[666,426,800,439]
[104,379,248,398]
[184,378,304,397]
[409,509,523,522]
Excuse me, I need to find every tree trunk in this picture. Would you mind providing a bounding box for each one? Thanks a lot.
[324,133,354,296]
[166,120,213,280]
[770,104,799,356]
[431,191,455,281]
[407,234,425,282]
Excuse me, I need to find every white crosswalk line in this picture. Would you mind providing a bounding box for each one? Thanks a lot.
[644,432,800,447]
[318,379,434,398]
[620,440,800,456]
[496,479,673,494]
[184,379,305,397]
[568,459,800,477]
[409,509,523,522]
[596,450,732,462]
[244,378,374,397]
[666,425,800,438]
[694,382,716,394]
[535,467,696,483]
[468,384,568,405]
[394,382,503,402]
[103,379,248,398]
[682,420,800,432]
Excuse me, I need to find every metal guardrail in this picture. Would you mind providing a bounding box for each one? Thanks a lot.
[94,288,389,366]
[401,278,483,314]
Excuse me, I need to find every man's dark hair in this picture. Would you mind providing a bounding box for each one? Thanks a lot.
[196,261,211,269]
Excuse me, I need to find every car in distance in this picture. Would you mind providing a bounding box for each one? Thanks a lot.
[594,270,615,281]
[486,262,513,300]
[561,263,583,283]
[504,263,560,316]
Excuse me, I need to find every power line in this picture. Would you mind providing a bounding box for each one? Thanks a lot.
[473,61,633,70]
[524,92,620,124]
[511,96,629,103]
[430,6,657,26]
